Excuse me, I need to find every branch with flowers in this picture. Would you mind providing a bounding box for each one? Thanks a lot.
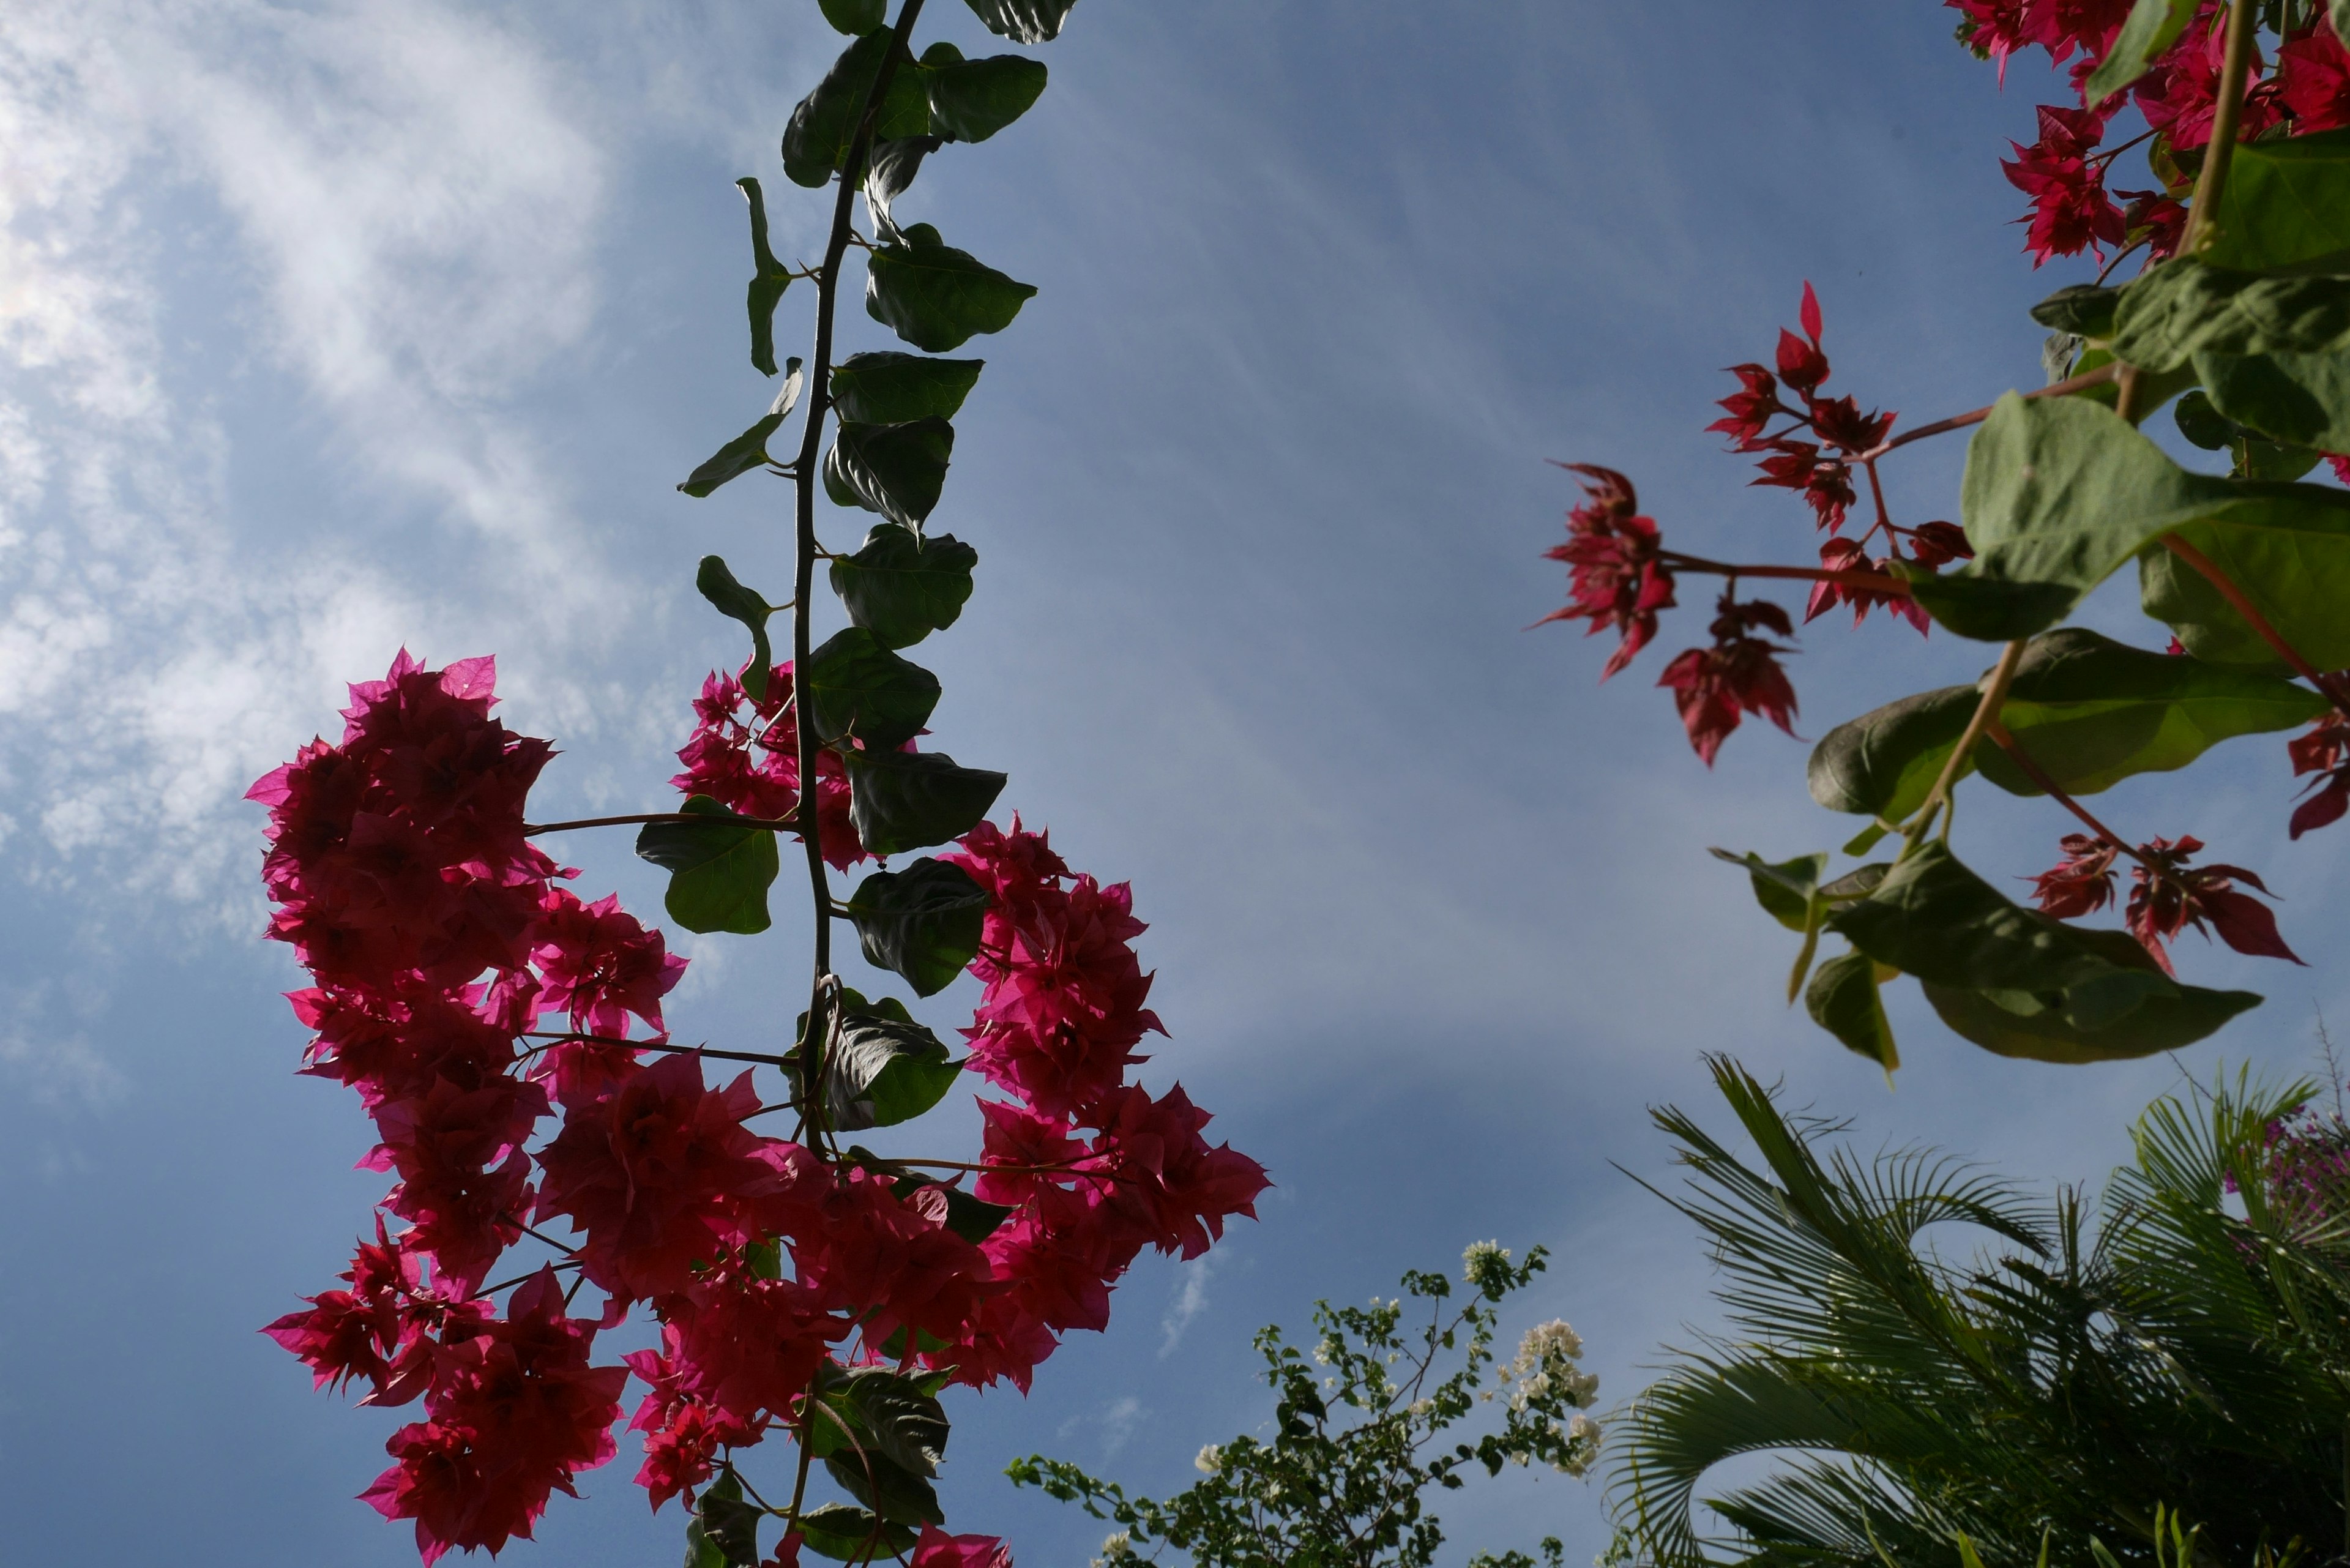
[252,4,1269,1566]
[1540,0,2350,1073]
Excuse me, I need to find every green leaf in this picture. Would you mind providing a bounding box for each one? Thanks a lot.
[845,857,990,995]
[2173,387,2241,450]
[679,362,805,498]
[847,750,1006,857]
[781,33,931,189]
[927,54,1048,143]
[939,1184,1014,1243]
[636,796,781,935]
[696,555,778,702]
[831,352,984,424]
[795,1503,917,1562]
[2198,348,2350,454]
[2196,125,2350,274]
[824,417,953,527]
[736,177,794,377]
[1921,956,2261,1064]
[2082,0,2197,102]
[824,1449,943,1526]
[2138,488,2350,670]
[864,135,940,244]
[818,0,885,34]
[1807,629,2327,819]
[1804,950,1899,1072]
[1825,843,2245,1047]
[1709,849,1827,934]
[829,525,977,649]
[1917,389,2350,643]
[2111,259,2350,373]
[866,223,1037,353]
[801,627,939,749]
[813,1364,952,1477]
[825,1011,962,1130]
[2029,283,2120,339]
[962,0,1079,43]
[686,1470,761,1567]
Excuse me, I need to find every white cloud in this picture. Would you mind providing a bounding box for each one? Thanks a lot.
[1161,1250,1217,1357]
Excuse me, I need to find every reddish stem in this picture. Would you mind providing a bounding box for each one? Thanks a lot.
[1984,722,2172,883]
[1657,550,1913,596]
[1856,360,2121,462]
[2159,534,2350,716]
[524,811,799,835]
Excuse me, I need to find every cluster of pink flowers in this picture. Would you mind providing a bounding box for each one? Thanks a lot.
[255,653,1266,1566]
[1951,0,2350,266]
[673,665,868,868]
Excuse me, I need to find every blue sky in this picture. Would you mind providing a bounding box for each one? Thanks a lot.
[2,2,2346,1564]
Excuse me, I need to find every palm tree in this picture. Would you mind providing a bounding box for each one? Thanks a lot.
[1605,1056,2350,1568]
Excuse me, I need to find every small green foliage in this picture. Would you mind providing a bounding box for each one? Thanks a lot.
[845,857,991,996]
[636,796,783,935]
[845,749,1006,857]
[679,362,805,498]
[1009,1242,1597,1567]
[866,223,1037,353]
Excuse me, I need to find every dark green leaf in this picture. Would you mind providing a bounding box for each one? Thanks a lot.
[745,1236,783,1279]
[866,223,1036,353]
[2198,348,2350,454]
[825,1449,943,1526]
[1921,937,2261,1064]
[696,555,778,701]
[845,857,990,996]
[847,750,1005,857]
[2236,435,2326,481]
[686,1470,761,1567]
[831,352,984,424]
[2196,124,2350,274]
[1708,849,1827,934]
[926,54,1047,143]
[940,1185,1014,1244]
[1917,389,2350,644]
[824,417,953,527]
[825,1011,961,1130]
[796,1504,917,1562]
[1805,950,1899,1072]
[2082,0,2197,102]
[1807,629,2327,818]
[801,626,939,749]
[2030,282,2121,339]
[736,177,794,376]
[813,1364,952,1476]
[1827,843,2200,1039]
[782,32,893,189]
[818,0,886,34]
[961,0,1079,42]
[2173,387,2242,450]
[636,796,780,935]
[2111,259,2350,373]
[829,525,977,649]
[864,135,940,244]
[679,362,804,498]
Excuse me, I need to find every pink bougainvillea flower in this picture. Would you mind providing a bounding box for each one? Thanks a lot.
[528,888,687,1040]
[909,1524,1015,1568]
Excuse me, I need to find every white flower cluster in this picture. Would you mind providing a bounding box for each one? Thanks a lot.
[1195,1444,1223,1474]
[1094,1529,1137,1565]
[1505,1318,1599,1413]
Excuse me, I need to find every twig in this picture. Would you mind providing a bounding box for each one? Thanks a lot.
[2180,1,2261,258]
[1904,640,2028,850]
[1855,362,2119,462]
[2158,535,2350,715]
[1655,550,1913,596]
[524,811,799,835]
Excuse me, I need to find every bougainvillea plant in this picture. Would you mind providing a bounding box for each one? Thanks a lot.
[1543,0,2350,1073]
[252,2,1267,1563]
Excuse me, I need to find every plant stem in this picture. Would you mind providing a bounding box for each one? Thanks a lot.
[524,812,798,835]
[519,1030,797,1070]
[1903,639,2028,851]
[791,0,931,1133]
[2180,0,2261,258]
[1982,721,2171,880]
[1856,362,2119,462]
[1654,551,1913,595]
[2159,534,2350,715]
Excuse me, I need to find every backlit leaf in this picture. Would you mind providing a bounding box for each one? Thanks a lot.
[679,362,804,498]
[2111,259,2350,373]
[831,352,984,424]
[796,1504,917,1562]
[1805,950,1898,1072]
[636,796,781,936]
[824,1011,961,1130]
[866,223,1037,353]
[736,177,794,376]
[845,857,990,996]
[695,556,778,702]
[824,417,953,527]
[818,0,885,34]
[2198,348,2350,455]
[802,626,940,749]
[829,525,978,649]
[2197,124,2350,274]
[927,53,1048,143]
[961,0,1079,43]
[847,750,1005,857]
[781,33,931,189]
[2082,0,2198,103]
